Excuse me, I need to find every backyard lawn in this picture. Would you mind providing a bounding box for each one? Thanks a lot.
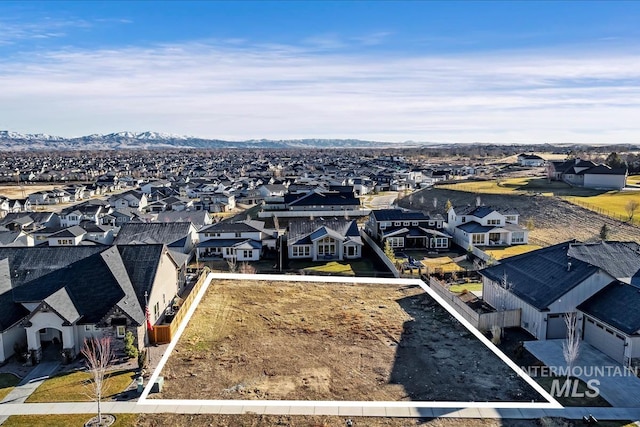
[420,256,465,274]
[0,373,20,401]
[288,259,383,276]
[483,245,541,260]
[25,369,135,403]
[448,282,482,293]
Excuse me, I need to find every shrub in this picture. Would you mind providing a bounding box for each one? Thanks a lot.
[123,331,139,359]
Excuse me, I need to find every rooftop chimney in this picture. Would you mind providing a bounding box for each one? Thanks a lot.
[567,261,572,271]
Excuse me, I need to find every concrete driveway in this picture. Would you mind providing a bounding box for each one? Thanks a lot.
[525,339,640,407]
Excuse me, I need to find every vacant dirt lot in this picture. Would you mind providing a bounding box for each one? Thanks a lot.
[135,414,555,427]
[158,280,541,403]
[0,184,58,199]
[402,188,640,246]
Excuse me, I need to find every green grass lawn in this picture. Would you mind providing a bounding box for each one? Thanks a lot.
[3,413,139,427]
[0,373,20,401]
[288,259,378,276]
[448,282,482,293]
[483,244,541,260]
[438,177,602,197]
[25,369,135,403]
[564,191,640,224]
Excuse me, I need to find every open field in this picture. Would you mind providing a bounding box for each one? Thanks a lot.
[0,184,59,199]
[156,279,542,403]
[402,188,640,246]
[432,177,640,226]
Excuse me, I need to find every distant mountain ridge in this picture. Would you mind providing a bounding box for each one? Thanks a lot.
[0,130,408,151]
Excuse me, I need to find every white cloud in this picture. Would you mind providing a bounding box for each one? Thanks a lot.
[1,40,639,143]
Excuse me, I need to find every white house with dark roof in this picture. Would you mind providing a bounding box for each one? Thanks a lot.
[287,218,362,261]
[548,159,627,190]
[0,245,181,364]
[517,153,545,167]
[196,220,275,261]
[447,205,527,248]
[366,209,450,250]
[481,240,640,359]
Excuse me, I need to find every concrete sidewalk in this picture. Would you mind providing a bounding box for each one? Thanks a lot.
[0,401,638,421]
[525,340,640,407]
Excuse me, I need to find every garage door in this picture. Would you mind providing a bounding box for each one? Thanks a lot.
[583,317,625,363]
[546,314,567,339]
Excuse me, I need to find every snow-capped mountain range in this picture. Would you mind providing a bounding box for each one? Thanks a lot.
[0,130,408,151]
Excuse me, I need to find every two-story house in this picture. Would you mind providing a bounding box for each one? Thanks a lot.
[196,220,275,261]
[366,209,450,251]
[287,218,362,261]
[446,205,528,249]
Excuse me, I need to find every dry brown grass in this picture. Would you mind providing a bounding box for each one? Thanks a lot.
[0,184,58,199]
[157,279,541,403]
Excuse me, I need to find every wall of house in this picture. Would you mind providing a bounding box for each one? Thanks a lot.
[482,277,545,339]
[547,270,613,313]
[583,174,626,190]
[343,242,362,259]
[148,252,180,326]
[0,323,27,363]
[199,230,261,243]
[478,211,504,227]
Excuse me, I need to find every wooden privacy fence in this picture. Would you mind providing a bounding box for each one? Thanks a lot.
[150,267,210,344]
[427,276,520,332]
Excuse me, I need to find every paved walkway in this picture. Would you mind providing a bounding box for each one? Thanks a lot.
[0,401,639,421]
[525,339,640,407]
[0,361,60,425]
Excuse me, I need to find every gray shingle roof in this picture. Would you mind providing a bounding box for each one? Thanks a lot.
[578,281,640,335]
[480,241,599,310]
[371,209,430,221]
[288,219,361,246]
[114,222,192,246]
[567,241,640,284]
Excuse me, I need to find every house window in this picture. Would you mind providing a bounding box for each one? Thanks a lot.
[346,245,356,257]
[388,237,404,248]
[506,215,517,222]
[292,246,310,257]
[432,238,448,248]
[461,217,466,223]
[487,219,501,225]
[511,232,525,243]
[154,302,160,321]
[243,250,252,258]
[116,325,126,338]
[235,232,242,238]
[403,221,410,226]
[394,221,401,226]
[318,238,336,256]
[472,234,485,245]
[412,221,419,226]
[379,224,387,230]
[84,325,93,332]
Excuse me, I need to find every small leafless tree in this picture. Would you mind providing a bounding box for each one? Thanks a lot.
[227,256,238,273]
[239,262,256,274]
[493,272,514,338]
[562,312,580,379]
[626,200,639,221]
[432,197,437,209]
[82,336,115,425]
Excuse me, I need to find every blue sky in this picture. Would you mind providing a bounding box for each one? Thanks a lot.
[1,1,640,143]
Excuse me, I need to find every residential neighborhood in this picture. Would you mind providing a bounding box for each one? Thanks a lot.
[1,145,640,424]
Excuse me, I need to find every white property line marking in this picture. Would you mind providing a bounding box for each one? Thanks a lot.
[139,273,562,410]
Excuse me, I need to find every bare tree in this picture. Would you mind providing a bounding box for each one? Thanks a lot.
[432,197,437,209]
[239,262,256,274]
[562,312,580,379]
[227,256,238,273]
[493,272,514,338]
[626,200,639,222]
[82,336,115,426]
